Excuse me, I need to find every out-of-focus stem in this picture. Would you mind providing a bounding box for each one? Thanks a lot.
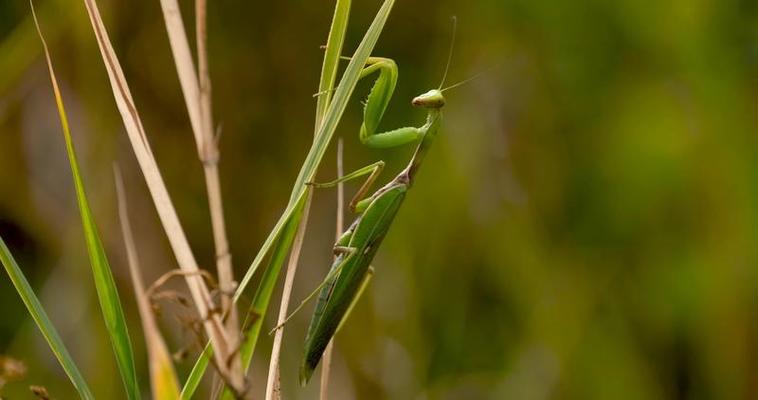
[265,192,313,400]
[320,138,345,400]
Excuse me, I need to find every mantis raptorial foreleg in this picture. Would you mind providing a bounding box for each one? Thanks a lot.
[356,57,428,149]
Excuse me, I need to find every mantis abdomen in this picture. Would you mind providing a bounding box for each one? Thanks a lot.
[301,184,407,384]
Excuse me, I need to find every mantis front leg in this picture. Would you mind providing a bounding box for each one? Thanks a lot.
[358,57,428,148]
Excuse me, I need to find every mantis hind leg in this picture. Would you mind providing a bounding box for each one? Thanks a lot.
[358,58,425,149]
[269,246,358,334]
[335,266,374,333]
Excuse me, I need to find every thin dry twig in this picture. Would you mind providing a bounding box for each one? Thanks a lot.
[145,269,218,301]
[115,167,181,399]
[320,138,345,400]
[79,0,240,391]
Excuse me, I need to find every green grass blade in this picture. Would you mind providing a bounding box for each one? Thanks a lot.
[220,197,306,399]
[315,0,351,130]
[181,0,395,392]
[181,197,304,400]
[234,0,395,314]
[179,345,211,399]
[31,5,140,399]
[0,237,95,399]
[245,200,305,365]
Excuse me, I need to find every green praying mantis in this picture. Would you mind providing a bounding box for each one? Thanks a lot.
[280,18,482,385]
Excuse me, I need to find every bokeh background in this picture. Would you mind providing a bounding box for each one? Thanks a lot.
[1,0,758,398]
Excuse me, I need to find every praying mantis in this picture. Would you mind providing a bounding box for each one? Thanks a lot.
[292,19,478,385]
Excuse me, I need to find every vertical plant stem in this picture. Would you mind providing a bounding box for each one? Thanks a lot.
[264,192,313,400]
[158,0,242,389]
[320,138,345,400]
[195,0,242,381]
[264,0,353,396]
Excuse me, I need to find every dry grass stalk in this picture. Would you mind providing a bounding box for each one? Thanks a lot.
[115,168,181,399]
[194,0,239,352]
[320,138,345,400]
[158,0,241,383]
[79,0,241,392]
[264,191,313,400]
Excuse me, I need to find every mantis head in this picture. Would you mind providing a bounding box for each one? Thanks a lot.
[412,89,446,108]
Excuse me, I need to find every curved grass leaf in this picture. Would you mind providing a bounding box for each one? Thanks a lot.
[257,0,353,396]
[31,4,140,398]
[315,0,352,131]
[0,237,95,399]
[219,196,306,399]
[182,198,304,400]
[233,0,396,303]
[181,0,396,394]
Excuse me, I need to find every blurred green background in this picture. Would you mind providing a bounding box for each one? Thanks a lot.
[1,0,758,398]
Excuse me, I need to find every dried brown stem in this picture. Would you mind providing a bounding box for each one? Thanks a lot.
[265,192,314,400]
[156,0,242,388]
[195,0,239,343]
[320,138,345,400]
[115,167,181,398]
[80,0,240,390]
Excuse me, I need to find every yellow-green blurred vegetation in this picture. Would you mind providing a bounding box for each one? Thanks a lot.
[1,0,757,398]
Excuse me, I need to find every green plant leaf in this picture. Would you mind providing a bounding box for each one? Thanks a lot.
[31,5,140,399]
[181,0,395,394]
[0,237,95,399]
[233,0,395,302]
[181,197,304,400]
[315,0,352,130]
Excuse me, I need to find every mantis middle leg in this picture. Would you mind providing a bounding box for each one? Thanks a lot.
[308,160,384,213]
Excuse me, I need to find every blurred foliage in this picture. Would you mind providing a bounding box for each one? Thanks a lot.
[0,0,757,398]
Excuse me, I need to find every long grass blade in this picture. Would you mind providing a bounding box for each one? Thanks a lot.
[233,0,394,318]
[315,0,351,131]
[261,0,352,396]
[0,238,95,399]
[31,4,140,398]
[191,196,305,400]
[181,0,398,393]
[263,192,312,400]
[116,168,181,400]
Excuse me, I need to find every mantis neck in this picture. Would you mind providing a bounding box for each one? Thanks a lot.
[403,108,442,185]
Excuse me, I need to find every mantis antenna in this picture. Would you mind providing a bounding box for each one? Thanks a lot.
[437,16,500,93]
[438,16,458,90]
[441,68,490,92]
